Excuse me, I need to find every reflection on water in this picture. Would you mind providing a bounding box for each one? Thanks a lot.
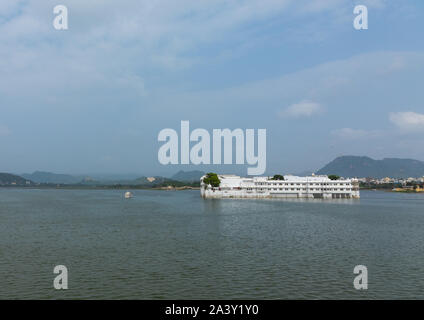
[0,189,423,299]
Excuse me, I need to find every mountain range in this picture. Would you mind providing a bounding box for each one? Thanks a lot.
[171,170,205,182]
[21,171,82,184]
[316,156,424,179]
[2,156,424,186]
[16,170,206,185]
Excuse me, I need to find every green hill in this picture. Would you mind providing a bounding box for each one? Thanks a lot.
[171,170,205,182]
[21,171,81,184]
[0,173,33,186]
[317,156,424,178]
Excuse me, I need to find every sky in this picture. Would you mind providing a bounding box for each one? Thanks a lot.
[0,0,424,177]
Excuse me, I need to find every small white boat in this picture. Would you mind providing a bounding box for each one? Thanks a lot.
[124,191,133,199]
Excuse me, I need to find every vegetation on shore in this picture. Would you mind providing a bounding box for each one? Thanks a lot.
[0,173,33,186]
[0,182,200,190]
[360,181,424,192]
[328,175,340,180]
[202,173,221,187]
[0,172,200,190]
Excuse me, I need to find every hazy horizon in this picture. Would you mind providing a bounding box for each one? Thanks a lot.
[5,154,424,179]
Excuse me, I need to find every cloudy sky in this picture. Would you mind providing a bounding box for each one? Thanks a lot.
[1,0,423,176]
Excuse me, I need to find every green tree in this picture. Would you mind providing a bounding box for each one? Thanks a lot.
[328,175,340,180]
[203,173,221,187]
[270,174,285,180]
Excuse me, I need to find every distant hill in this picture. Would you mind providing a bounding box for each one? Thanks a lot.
[14,170,202,187]
[171,170,205,182]
[84,173,141,181]
[21,171,82,184]
[78,175,194,187]
[133,176,188,186]
[317,156,424,178]
[0,173,33,186]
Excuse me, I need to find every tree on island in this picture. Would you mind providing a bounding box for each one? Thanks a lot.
[328,175,340,180]
[203,173,221,187]
[270,174,285,180]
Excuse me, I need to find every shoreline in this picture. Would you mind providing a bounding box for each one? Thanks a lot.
[1,186,422,193]
[0,186,200,191]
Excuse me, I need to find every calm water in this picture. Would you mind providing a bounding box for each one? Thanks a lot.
[0,188,423,299]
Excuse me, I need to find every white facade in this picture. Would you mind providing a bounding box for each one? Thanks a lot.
[200,174,360,199]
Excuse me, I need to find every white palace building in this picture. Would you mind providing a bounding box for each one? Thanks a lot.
[200,174,360,199]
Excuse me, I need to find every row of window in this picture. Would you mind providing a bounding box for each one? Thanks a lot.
[254,182,351,186]
[244,187,352,192]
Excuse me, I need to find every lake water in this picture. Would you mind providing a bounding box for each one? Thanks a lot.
[0,188,423,299]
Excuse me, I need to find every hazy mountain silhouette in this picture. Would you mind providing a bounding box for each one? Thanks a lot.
[317,156,424,178]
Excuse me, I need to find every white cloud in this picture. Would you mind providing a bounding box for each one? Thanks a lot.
[143,51,424,119]
[0,2,406,112]
[0,125,11,137]
[389,112,424,131]
[0,0,297,107]
[278,100,323,118]
[332,110,424,141]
